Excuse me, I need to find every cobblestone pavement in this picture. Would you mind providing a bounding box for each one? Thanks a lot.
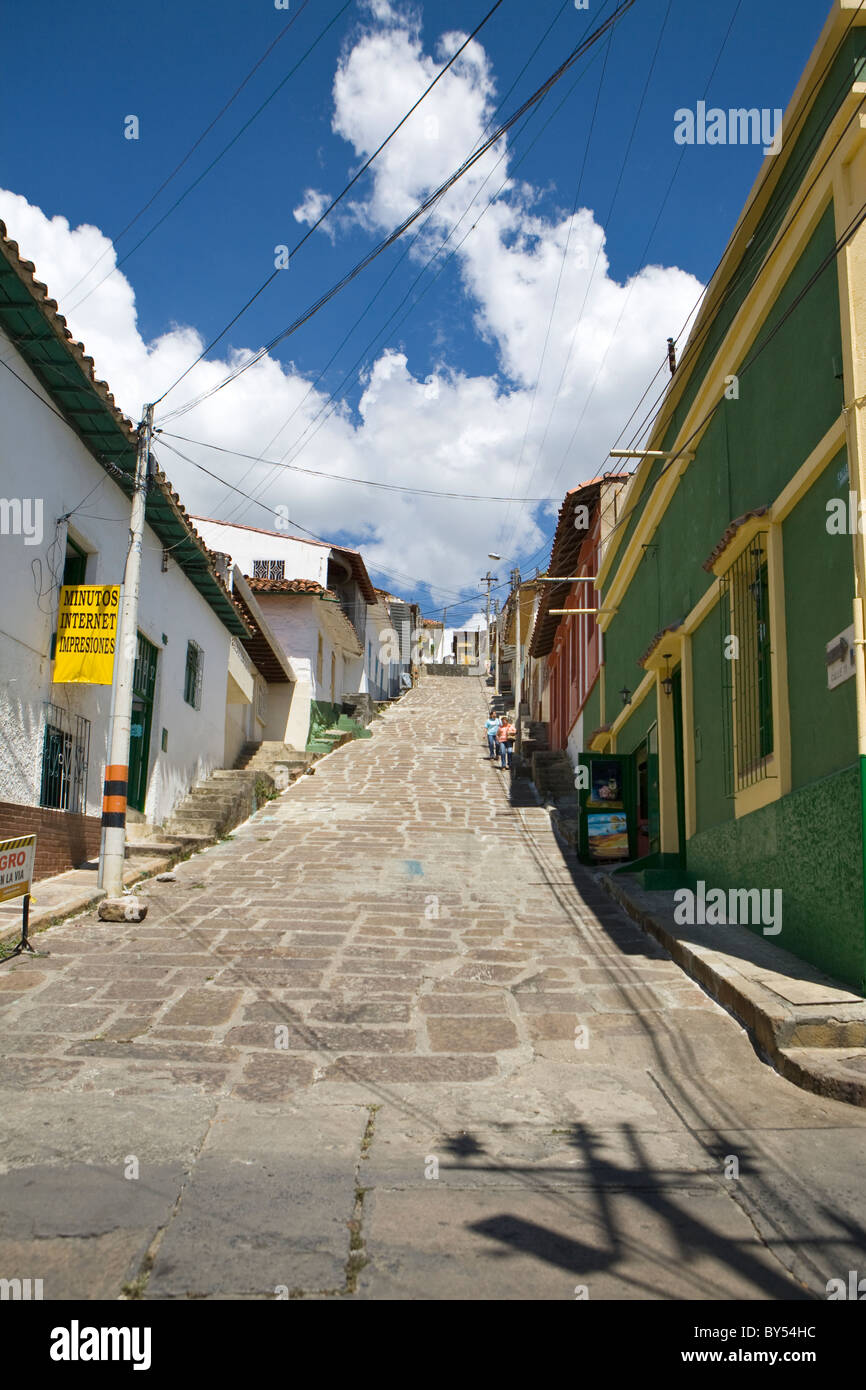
[2,676,866,1300]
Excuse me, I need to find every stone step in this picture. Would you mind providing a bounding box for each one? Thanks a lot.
[166,817,224,837]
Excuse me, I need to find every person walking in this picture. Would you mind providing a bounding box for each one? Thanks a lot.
[485,710,500,760]
[497,713,516,769]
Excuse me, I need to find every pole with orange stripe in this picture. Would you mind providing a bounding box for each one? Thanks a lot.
[98,405,153,896]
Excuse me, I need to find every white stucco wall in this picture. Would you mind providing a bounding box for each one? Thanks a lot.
[254,593,367,745]
[192,519,329,586]
[0,328,234,826]
[566,710,584,773]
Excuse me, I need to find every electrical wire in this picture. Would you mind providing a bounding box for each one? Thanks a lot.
[152,0,509,408]
[219,0,578,523]
[153,441,482,603]
[226,33,613,526]
[57,0,314,307]
[512,0,866,573]
[593,192,866,557]
[158,430,551,501]
[495,8,615,556]
[153,0,641,418]
[64,0,352,317]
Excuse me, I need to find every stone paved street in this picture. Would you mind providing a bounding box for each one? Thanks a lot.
[2,676,866,1300]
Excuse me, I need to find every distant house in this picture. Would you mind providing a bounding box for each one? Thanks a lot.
[191,519,380,748]
[0,224,254,876]
[444,612,488,668]
[372,588,421,692]
[419,618,445,664]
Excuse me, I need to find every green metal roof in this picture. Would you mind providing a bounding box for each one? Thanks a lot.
[0,225,249,639]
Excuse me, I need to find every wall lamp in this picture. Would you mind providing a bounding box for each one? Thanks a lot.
[620,686,632,707]
[661,653,673,697]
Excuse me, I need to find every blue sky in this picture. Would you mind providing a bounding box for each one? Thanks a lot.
[0,0,833,618]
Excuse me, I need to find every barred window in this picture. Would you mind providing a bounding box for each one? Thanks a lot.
[719,534,774,794]
[39,704,90,813]
[184,640,204,709]
[252,559,285,580]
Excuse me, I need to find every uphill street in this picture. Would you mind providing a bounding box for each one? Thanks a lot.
[1,676,865,1300]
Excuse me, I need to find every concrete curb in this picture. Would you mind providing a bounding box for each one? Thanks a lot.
[599,868,866,1108]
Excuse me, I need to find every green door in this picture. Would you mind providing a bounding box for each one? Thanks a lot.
[671,669,687,864]
[128,633,158,813]
[647,723,660,854]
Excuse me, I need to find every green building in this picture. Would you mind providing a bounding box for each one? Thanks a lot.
[583,0,866,990]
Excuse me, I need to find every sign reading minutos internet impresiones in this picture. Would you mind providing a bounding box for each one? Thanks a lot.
[53,584,120,685]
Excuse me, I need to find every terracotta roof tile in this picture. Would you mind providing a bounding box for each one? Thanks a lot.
[703,507,770,572]
[245,576,333,596]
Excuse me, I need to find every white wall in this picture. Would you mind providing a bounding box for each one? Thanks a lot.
[192,519,329,585]
[253,593,368,745]
[0,327,233,826]
[566,710,584,773]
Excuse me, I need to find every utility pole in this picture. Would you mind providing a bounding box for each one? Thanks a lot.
[480,570,498,675]
[511,567,522,749]
[493,598,500,695]
[99,404,153,897]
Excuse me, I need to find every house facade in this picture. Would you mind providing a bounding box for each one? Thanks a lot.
[192,519,379,749]
[0,224,249,876]
[530,478,628,763]
[583,0,866,990]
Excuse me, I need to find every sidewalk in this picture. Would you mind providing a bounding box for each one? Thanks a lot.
[0,846,178,946]
[598,865,866,1108]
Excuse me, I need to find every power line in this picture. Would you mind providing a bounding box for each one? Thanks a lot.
[220,0,578,524]
[154,0,641,420]
[513,0,866,573]
[57,0,315,308]
[158,430,551,501]
[229,29,613,526]
[495,5,615,556]
[595,193,866,556]
[65,1,352,318]
[501,0,680,556]
[152,0,509,408]
[154,440,482,602]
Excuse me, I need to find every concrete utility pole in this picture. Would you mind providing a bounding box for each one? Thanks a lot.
[99,404,153,897]
[511,568,522,748]
[493,598,500,695]
[480,569,498,674]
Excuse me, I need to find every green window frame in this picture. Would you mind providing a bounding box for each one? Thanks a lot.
[184,640,203,709]
[62,539,87,587]
[719,535,774,794]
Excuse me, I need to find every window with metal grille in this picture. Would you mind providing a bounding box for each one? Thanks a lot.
[719,533,774,794]
[39,704,90,813]
[184,640,203,709]
[252,559,285,580]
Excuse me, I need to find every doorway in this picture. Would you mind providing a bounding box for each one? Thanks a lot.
[634,724,660,860]
[128,633,158,813]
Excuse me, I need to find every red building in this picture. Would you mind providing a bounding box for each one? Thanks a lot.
[530,477,628,756]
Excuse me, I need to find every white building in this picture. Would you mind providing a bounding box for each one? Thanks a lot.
[0,222,277,876]
[191,519,383,747]
[444,611,488,667]
[419,619,445,663]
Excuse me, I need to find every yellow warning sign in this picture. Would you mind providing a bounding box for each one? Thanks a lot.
[53,585,120,685]
[0,835,36,902]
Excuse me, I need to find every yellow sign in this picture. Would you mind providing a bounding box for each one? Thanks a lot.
[0,835,36,902]
[54,584,120,685]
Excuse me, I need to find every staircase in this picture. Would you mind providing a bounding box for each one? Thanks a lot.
[235,741,312,786]
[165,768,277,842]
[530,750,578,805]
[520,718,549,759]
[305,716,373,756]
